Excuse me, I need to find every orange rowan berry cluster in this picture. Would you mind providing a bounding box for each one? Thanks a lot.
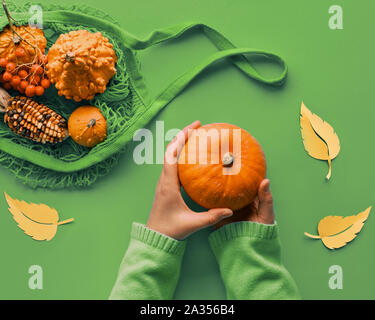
[0,54,51,98]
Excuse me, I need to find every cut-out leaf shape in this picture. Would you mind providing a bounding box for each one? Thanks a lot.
[300,102,340,180]
[304,206,372,249]
[5,192,74,241]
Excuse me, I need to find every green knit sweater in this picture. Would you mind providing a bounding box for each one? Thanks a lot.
[109,221,300,300]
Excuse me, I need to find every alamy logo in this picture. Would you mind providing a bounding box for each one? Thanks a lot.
[329,5,343,30]
[328,265,343,290]
[28,5,43,29]
[133,121,242,174]
[28,265,43,290]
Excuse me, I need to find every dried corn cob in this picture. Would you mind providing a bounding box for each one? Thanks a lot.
[0,88,68,144]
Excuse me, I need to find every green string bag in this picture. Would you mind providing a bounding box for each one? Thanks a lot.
[0,1,288,189]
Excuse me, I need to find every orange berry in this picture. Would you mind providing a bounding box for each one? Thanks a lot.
[2,71,13,82]
[18,69,28,79]
[25,85,36,97]
[30,75,41,85]
[36,67,44,75]
[10,75,21,86]
[0,58,8,68]
[35,86,44,96]
[6,62,16,73]
[31,64,43,75]
[20,80,28,90]
[30,64,38,73]
[41,78,51,89]
[15,47,26,58]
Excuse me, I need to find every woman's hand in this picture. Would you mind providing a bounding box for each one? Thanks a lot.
[146,120,233,240]
[214,179,275,230]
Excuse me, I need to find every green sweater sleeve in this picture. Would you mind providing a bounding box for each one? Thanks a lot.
[109,222,186,300]
[209,221,300,300]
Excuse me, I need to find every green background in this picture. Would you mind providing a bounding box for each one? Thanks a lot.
[0,0,374,299]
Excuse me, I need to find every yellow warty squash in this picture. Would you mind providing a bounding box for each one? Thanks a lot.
[47,30,117,102]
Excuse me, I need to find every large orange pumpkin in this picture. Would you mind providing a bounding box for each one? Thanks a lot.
[178,123,266,211]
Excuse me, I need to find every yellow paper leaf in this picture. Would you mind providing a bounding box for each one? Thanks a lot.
[300,102,340,179]
[5,192,74,241]
[304,206,372,249]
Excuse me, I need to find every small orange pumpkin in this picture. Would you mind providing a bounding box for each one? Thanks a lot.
[68,106,107,148]
[178,123,266,211]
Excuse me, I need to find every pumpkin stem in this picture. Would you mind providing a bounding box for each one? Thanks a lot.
[65,52,75,62]
[0,87,11,113]
[12,34,21,45]
[88,119,96,128]
[222,152,234,167]
[76,119,96,142]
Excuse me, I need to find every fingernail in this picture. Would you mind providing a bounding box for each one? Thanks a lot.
[223,209,233,216]
[264,180,270,192]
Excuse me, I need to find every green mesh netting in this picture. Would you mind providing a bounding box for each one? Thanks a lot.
[0,2,145,188]
[0,2,289,189]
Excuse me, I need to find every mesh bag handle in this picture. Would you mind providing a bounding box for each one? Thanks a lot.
[117,21,287,113]
[128,21,287,85]
[0,12,287,173]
